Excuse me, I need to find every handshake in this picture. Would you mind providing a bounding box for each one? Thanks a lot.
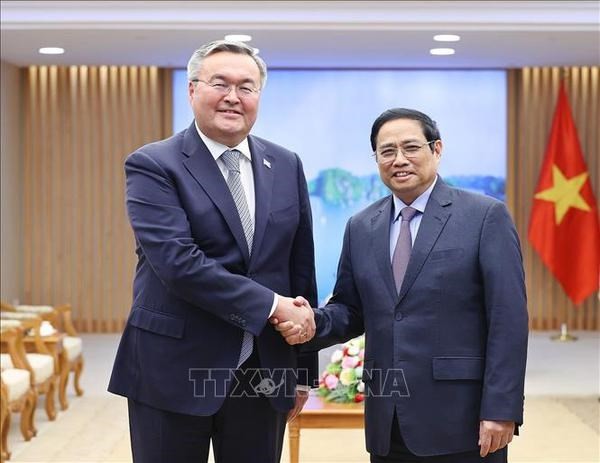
[269,296,314,345]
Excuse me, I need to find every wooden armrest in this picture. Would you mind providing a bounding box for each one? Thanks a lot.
[54,304,78,337]
[0,327,32,371]
[0,378,8,400]
[15,318,51,356]
[0,301,16,312]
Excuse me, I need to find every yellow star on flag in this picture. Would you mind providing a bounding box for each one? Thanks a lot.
[534,164,591,224]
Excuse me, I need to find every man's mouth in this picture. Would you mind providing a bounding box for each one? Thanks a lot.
[218,109,242,115]
[392,171,412,178]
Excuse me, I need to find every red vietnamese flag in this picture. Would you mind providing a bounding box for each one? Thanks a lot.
[528,82,600,305]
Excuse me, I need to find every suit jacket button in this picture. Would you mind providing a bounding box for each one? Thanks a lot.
[395,312,403,321]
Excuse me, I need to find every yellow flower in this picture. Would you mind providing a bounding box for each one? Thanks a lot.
[339,368,356,386]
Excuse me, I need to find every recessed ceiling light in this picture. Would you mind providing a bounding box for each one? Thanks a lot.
[433,34,461,42]
[430,48,455,56]
[225,34,252,42]
[39,47,65,55]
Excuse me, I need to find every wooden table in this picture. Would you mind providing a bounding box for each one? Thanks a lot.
[288,393,364,463]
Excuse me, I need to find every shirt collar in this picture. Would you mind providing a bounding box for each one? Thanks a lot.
[194,121,252,162]
[392,176,438,222]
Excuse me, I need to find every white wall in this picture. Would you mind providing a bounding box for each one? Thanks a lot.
[1,60,22,302]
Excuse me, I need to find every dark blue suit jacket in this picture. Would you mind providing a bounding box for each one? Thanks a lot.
[312,179,528,457]
[109,122,318,415]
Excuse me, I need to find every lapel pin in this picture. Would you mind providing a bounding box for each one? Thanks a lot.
[263,159,271,169]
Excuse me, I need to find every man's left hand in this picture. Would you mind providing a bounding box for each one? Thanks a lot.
[287,389,310,422]
[478,420,514,457]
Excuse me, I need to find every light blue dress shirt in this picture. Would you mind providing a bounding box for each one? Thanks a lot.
[389,176,438,262]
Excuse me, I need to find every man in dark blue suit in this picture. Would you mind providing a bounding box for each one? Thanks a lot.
[275,108,528,462]
[108,40,317,463]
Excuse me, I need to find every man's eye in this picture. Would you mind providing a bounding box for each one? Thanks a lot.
[380,150,396,158]
[403,145,420,153]
[211,83,228,90]
[238,86,254,94]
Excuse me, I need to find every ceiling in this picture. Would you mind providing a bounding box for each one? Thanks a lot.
[1,1,599,69]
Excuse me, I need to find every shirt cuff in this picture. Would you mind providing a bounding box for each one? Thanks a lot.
[268,293,278,318]
[295,384,312,392]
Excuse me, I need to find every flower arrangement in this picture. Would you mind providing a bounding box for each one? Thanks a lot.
[317,335,365,403]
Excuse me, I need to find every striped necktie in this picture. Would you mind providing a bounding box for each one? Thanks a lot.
[221,149,255,367]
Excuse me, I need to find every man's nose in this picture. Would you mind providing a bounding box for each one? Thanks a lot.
[392,151,410,165]
[224,87,241,102]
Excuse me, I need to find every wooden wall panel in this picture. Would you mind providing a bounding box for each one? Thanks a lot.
[507,67,599,331]
[22,65,172,332]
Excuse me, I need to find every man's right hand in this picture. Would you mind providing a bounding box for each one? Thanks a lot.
[269,296,314,344]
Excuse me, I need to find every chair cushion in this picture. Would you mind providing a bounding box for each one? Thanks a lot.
[1,311,38,320]
[2,353,54,383]
[16,304,54,314]
[1,368,31,401]
[63,336,83,361]
[0,353,13,370]
[27,353,54,384]
[0,319,22,331]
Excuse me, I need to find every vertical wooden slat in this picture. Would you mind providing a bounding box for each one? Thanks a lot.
[49,66,58,306]
[22,67,33,305]
[58,66,71,316]
[161,68,174,137]
[99,65,110,332]
[69,66,81,332]
[109,65,121,332]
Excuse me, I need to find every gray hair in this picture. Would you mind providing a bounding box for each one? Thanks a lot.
[187,40,267,89]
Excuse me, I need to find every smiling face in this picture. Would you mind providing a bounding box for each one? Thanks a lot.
[375,118,442,204]
[188,51,261,147]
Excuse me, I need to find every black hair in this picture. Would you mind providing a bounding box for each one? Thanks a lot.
[370,108,441,151]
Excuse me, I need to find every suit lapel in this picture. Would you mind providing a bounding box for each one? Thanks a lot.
[180,123,251,264]
[247,136,274,266]
[397,179,453,304]
[370,197,398,302]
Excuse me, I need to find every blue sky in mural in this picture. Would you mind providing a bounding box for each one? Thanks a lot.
[173,69,507,303]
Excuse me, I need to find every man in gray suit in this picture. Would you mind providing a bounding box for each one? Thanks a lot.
[274,108,528,462]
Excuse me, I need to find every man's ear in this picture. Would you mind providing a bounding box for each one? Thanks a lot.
[433,139,443,158]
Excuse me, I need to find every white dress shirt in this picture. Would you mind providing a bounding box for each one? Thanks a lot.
[195,123,256,223]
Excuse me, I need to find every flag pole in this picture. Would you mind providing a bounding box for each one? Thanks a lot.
[550,322,578,342]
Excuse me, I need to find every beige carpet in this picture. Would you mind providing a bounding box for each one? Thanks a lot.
[5,394,599,463]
